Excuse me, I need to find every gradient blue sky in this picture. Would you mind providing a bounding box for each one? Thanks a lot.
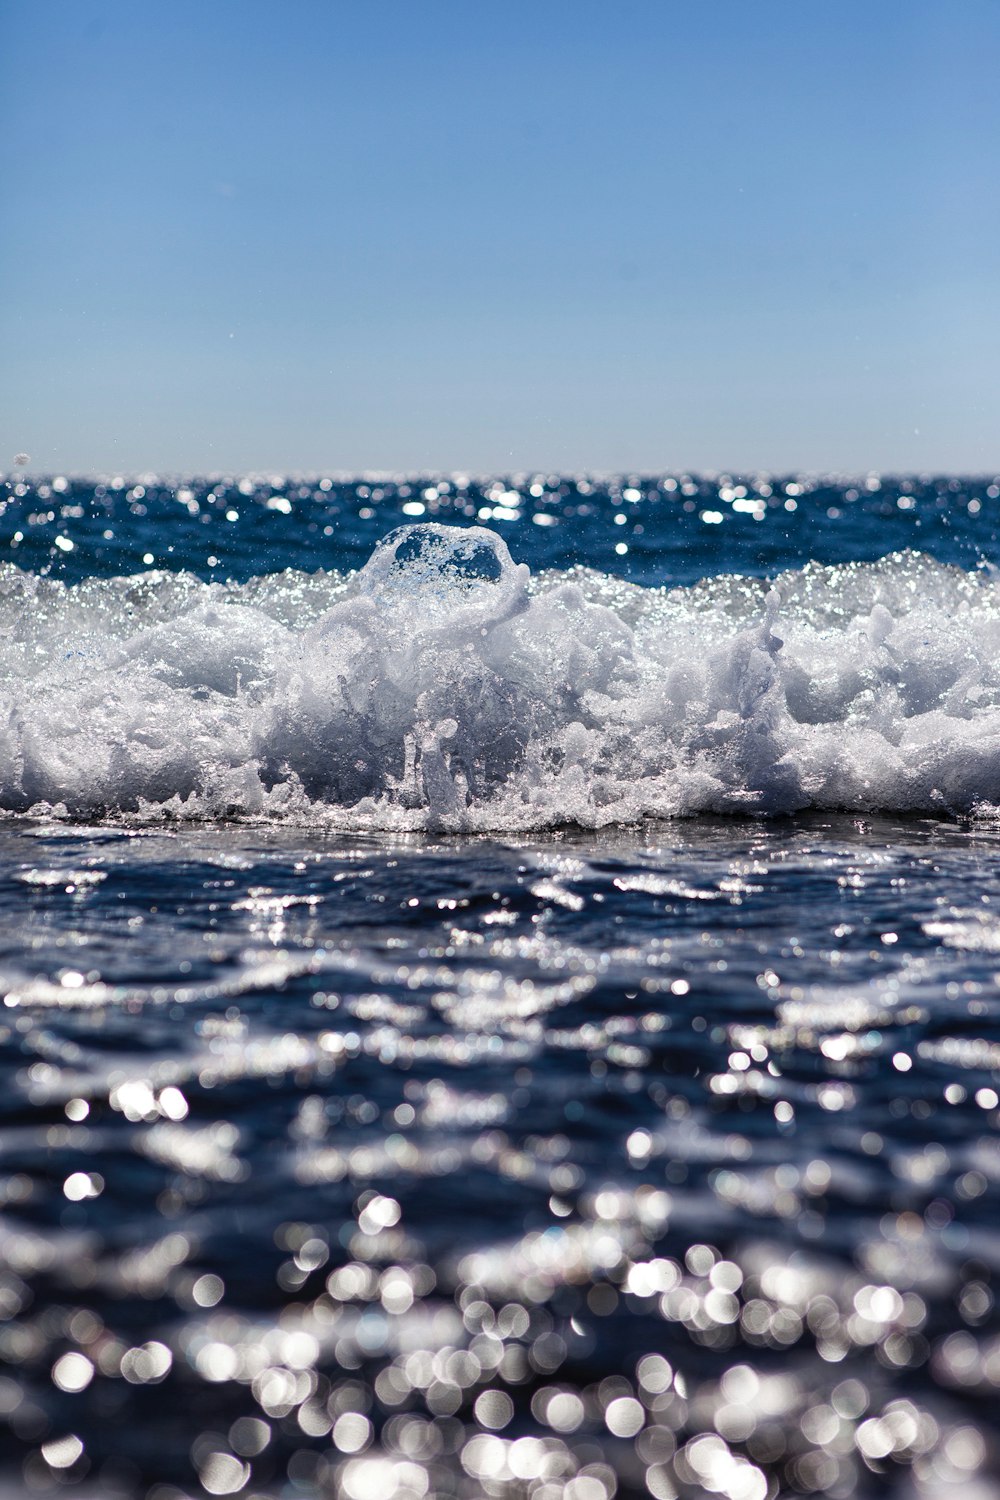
[1,1,998,475]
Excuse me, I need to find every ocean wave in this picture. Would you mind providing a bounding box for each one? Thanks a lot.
[3,523,1000,828]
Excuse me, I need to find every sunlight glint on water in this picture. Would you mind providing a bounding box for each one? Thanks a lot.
[1,474,1000,1499]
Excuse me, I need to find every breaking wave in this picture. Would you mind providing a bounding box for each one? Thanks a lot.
[4,523,1000,828]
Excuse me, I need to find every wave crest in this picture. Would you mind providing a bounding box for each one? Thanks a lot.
[3,527,1000,827]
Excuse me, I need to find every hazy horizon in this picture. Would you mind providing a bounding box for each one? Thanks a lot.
[7,462,1000,480]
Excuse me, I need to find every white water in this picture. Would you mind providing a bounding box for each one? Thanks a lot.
[4,523,1000,828]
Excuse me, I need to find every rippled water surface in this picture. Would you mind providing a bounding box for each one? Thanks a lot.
[3,473,1000,1499]
[4,814,1000,1499]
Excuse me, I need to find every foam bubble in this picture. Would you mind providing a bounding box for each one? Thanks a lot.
[3,527,1000,828]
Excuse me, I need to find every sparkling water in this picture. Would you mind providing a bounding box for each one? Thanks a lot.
[2,472,1000,1500]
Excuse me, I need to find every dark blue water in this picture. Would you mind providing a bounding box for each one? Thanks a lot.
[3,472,999,585]
[2,473,1000,1500]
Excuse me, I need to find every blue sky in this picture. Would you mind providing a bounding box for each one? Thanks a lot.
[1,0,998,475]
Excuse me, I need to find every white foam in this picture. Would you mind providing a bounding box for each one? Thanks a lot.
[3,524,1000,828]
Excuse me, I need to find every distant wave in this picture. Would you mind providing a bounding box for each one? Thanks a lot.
[3,523,1000,827]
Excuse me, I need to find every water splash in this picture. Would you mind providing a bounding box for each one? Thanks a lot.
[3,528,1000,826]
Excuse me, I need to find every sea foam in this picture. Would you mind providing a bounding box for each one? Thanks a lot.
[3,522,1000,828]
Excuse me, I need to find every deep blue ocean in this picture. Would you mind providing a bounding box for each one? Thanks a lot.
[2,471,1000,1500]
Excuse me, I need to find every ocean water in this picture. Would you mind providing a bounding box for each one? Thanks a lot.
[2,472,1000,1500]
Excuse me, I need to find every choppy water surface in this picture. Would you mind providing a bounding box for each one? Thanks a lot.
[2,473,1000,1499]
[6,480,1000,826]
[3,815,1000,1500]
